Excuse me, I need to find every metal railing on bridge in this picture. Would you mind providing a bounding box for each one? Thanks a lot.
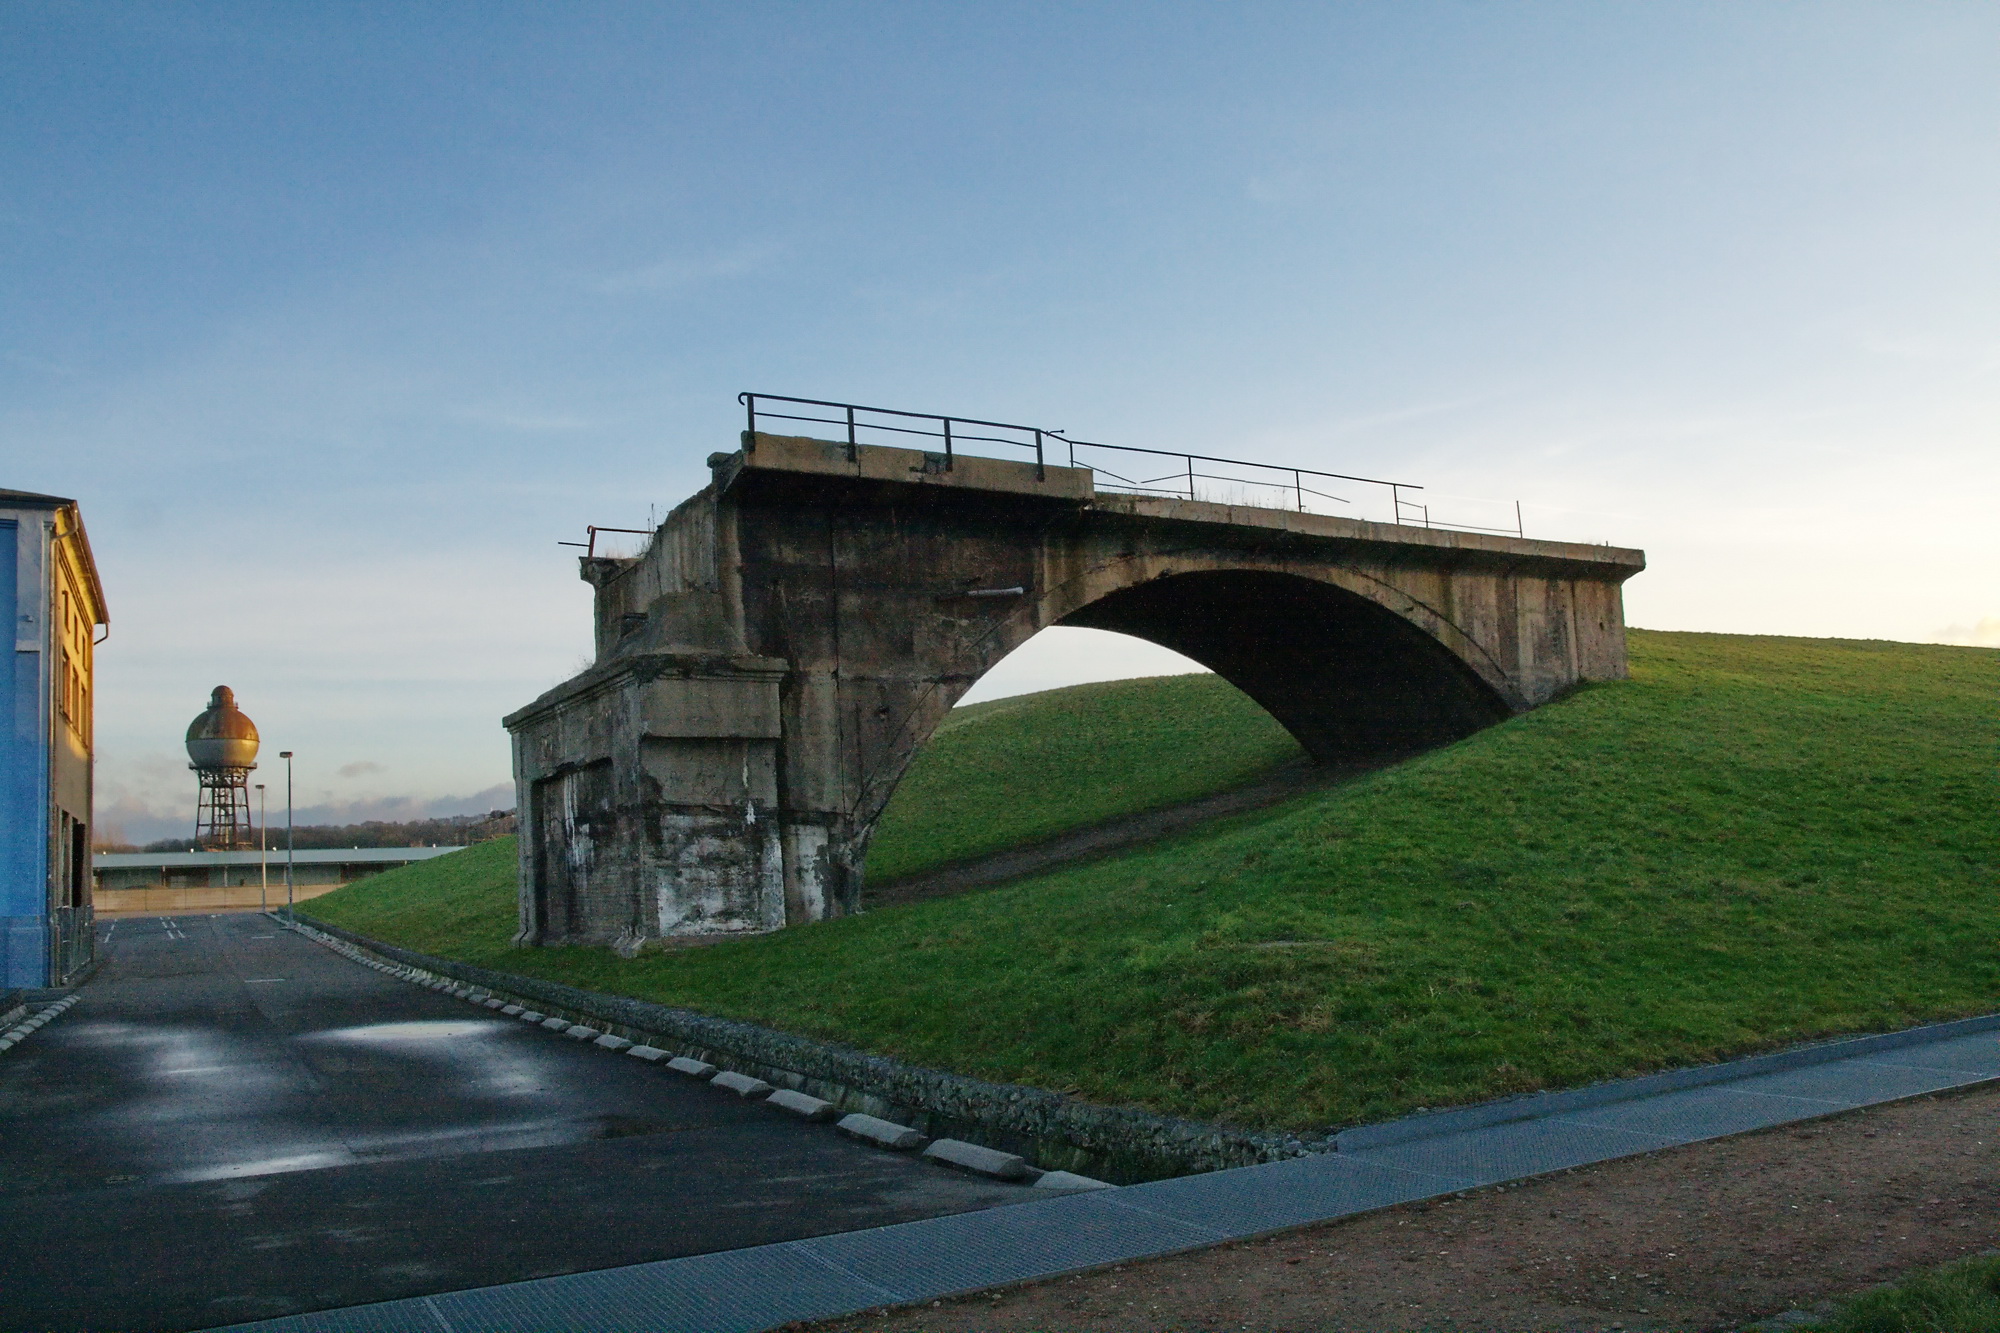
[557,525,657,559]
[738,392,1525,537]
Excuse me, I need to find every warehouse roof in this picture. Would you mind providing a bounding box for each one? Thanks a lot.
[94,846,469,870]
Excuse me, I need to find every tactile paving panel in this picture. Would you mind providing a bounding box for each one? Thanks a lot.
[1559,1085,1840,1142]
[1349,1116,1672,1185]
[797,1189,1221,1299]
[1113,1151,1470,1237]
[1866,1033,2000,1077]
[204,1296,451,1333]
[432,1243,892,1333]
[1727,1059,1988,1107]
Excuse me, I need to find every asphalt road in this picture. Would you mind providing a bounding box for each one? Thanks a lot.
[0,913,1036,1333]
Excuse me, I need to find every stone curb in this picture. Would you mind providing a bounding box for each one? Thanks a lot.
[278,917,1065,1182]
[837,1113,927,1152]
[712,1071,774,1099]
[0,994,81,1054]
[767,1089,837,1121]
[922,1138,1031,1181]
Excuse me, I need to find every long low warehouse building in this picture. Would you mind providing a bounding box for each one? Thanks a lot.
[91,845,468,916]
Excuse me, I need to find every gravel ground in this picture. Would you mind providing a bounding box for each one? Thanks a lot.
[803,1083,2000,1332]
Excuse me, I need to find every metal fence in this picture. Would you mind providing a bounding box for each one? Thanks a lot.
[567,393,1529,555]
[557,526,656,559]
[51,904,92,985]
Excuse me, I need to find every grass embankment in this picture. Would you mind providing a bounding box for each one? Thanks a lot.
[866,673,1302,883]
[1804,1253,2000,1332]
[307,631,1999,1133]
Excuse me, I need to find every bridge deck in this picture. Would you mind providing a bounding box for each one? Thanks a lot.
[730,431,1644,578]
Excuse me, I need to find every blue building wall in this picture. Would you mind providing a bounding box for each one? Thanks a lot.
[1,517,51,987]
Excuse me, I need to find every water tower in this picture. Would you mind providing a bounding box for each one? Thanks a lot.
[187,685,260,850]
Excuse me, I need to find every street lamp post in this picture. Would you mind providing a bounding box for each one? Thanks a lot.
[280,751,295,914]
[256,783,268,912]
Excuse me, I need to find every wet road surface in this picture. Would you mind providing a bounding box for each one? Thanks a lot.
[0,913,1035,1332]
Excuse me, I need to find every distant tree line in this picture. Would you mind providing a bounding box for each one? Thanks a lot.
[131,809,518,854]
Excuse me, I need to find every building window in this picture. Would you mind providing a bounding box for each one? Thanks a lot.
[71,818,88,909]
[54,578,93,745]
[57,813,74,908]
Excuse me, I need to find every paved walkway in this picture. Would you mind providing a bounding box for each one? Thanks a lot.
[0,914,1041,1333]
[200,930,2000,1333]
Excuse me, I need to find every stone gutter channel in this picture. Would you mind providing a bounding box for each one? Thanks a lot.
[284,914,1110,1188]
[285,911,1297,1182]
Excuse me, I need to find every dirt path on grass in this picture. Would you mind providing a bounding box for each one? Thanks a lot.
[863,758,1387,910]
[802,1083,2000,1332]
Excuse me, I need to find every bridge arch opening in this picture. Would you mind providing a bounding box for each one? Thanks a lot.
[1053,569,1511,768]
[857,569,1513,892]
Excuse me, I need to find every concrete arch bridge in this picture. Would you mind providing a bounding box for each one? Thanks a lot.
[506,429,1644,950]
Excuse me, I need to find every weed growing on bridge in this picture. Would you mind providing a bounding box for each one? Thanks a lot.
[308,631,2000,1133]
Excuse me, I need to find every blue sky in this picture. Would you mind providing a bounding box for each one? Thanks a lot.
[4,2,1995,843]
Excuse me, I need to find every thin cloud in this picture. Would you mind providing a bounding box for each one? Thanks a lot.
[1932,617,2000,648]
[447,406,602,433]
[592,242,785,296]
[2,349,79,377]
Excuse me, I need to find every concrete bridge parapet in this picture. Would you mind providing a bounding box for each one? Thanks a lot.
[505,431,1645,950]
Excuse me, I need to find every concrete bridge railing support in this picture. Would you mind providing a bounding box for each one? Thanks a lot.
[505,433,1644,951]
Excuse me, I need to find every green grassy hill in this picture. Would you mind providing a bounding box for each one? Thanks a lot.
[867,672,1304,883]
[305,630,1999,1132]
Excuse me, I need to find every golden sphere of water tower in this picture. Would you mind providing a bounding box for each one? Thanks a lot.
[185,685,260,771]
